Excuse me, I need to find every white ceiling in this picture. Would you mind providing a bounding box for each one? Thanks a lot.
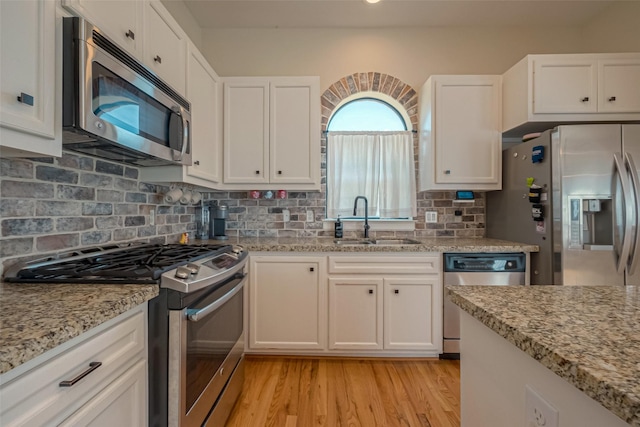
[181,0,620,29]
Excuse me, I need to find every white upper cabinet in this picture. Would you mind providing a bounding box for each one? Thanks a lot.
[269,78,319,186]
[61,0,142,58]
[224,79,270,185]
[140,42,222,189]
[143,1,187,96]
[502,53,640,137]
[533,58,598,114]
[0,0,60,158]
[419,75,502,191]
[223,76,321,190]
[598,59,640,113]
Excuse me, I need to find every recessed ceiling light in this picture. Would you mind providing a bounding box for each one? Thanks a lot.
[365,0,381,4]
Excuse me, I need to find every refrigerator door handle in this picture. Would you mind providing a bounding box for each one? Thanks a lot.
[624,152,640,275]
[613,153,633,274]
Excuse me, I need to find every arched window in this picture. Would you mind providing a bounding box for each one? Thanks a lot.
[326,93,416,221]
[328,98,407,132]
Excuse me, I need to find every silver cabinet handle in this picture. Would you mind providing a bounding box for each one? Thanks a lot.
[59,362,102,387]
[609,96,617,102]
[581,97,590,102]
[444,170,451,175]
[154,55,162,64]
[17,92,34,106]
[125,29,135,40]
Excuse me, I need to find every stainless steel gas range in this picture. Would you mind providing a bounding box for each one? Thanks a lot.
[5,242,248,427]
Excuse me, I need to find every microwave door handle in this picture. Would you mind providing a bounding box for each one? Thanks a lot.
[172,106,189,162]
[613,153,633,274]
[186,278,245,322]
[625,152,640,275]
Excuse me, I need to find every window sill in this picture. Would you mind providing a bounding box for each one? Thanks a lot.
[323,219,415,232]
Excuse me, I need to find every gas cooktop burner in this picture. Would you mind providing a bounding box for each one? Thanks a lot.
[4,243,237,285]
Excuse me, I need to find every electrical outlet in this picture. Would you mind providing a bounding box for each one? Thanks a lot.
[306,210,314,222]
[525,385,559,427]
[425,211,438,223]
[149,209,155,226]
[283,209,290,222]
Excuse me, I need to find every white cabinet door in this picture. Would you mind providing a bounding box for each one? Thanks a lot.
[249,256,327,349]
[186,43,222,185]
[598,59,640,113]
[59,360,147,427]
[61,0,142,57]
[144,1,187,96]
[0,0,57,151]
[223,76,321,189]
[224,80,270,184]
[502,54,640,137]
[533,58,597,113]
[419,75,501,190]
[270,77,320,185]
[328,277,383,350]
[383,277,440,351]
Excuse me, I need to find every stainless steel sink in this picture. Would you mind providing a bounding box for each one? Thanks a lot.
[333,239,374,245]
[370,238,421,245]
[333,238,421,245]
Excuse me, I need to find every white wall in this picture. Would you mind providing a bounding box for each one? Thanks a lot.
[160,0,203,49]
[161,1,639,92]
[582,1,640,52]
[201,26,584,90]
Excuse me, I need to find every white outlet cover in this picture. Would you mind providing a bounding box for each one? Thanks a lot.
[283,209,290,222]
[149,209,155,226]
[425,211,438,223]
[525,385,559,427]
[306,210,314,222]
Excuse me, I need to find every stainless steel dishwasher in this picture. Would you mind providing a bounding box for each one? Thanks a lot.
[442,253,526,358]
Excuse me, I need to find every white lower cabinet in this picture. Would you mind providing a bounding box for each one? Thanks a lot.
[59,359,147,427]
[0,304,148,427]
[328,277,383,350]
[248,253,443,357]
[383,278,438,350]
[249,255,327,350]
[329,275,440,352]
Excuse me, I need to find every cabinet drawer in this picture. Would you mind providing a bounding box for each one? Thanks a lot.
[328,254,440,275]
[0,308,146,426]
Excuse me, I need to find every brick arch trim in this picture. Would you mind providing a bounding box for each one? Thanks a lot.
[320,72,418,132]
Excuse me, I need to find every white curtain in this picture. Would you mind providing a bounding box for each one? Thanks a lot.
[327,131,416,219]
[379,132,417,217]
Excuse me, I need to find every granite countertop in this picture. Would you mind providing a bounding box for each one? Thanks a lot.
[0,282,158,375]
[207,236,539,253]
[446,285,640,426]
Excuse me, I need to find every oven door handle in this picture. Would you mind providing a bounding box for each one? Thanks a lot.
[186,277,245,322]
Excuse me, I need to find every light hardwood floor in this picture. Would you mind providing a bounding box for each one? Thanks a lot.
[226,356,460,427]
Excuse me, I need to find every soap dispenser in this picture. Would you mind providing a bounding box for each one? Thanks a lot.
[334,215,343,238]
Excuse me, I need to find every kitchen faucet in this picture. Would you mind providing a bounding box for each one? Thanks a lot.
[353,196,370,239]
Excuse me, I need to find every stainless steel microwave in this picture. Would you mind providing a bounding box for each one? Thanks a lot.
[62,17,191,167]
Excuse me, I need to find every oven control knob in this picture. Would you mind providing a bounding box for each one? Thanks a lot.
[175,266,191,279]
[231,246,243,255]
[186,263,200,275]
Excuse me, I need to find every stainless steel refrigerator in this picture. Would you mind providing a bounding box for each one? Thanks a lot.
[487,124,640,286]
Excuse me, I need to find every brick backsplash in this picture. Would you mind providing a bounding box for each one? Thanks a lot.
[209,189,485,239]
[0,152,195,274]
